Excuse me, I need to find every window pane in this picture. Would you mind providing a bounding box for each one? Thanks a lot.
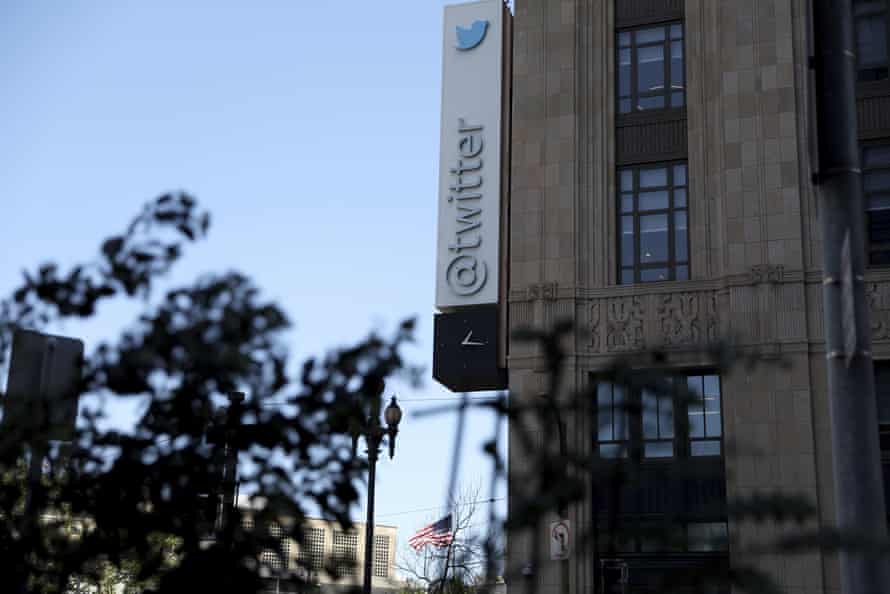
[671,41,685,88]
[687,376,705,438]
[676,264,689,280]
[671,91,685,107]
[636,26,666,45]
[637,45,665,94]
[643,389,658,438]
[621,169,634,191]
[621,193,634,213]
[640,214,669,262]
[621,216,635,266]
[674,188,687,207]
[618,31,631,48]
[598,384,613,441]
[619,48,632,97]
[674,164,687,186]
[688,522,728,552]
[691,440,722,457]
[869,210,890,243]
[670,24,683,40]
[619,98,632,113]
[645,441,673,458]
[640,167,668,188]
[614,386,628,439]
[621,268,635,284]
[869,193,890,211]
[675,211,688,263]
[703,375,720,397]
[865,170,890,193]
[600,443,627,458]
[639,190,669,211]
[638,95,666,110]
[864,145,890,167]
[661,391,674,438]
[640,268,669,282]
[704,375,722,437]
[856,14,889,70]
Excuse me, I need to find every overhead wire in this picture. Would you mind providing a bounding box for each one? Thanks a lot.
[373,497,506,519]
[256,395,503,408]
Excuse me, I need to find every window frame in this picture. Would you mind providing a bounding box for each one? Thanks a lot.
[594,372,724,461]
[616,21,686,116]
[596,516,729,555]
[862,142,890,266]
[617,161,690,285]
[854,0,890,83]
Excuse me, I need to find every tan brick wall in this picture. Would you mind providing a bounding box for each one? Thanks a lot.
[505,1,876,593]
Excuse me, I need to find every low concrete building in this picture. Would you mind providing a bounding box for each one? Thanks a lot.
[238,509,404,594]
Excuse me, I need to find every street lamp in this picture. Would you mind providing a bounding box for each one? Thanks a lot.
[350,392,402,594]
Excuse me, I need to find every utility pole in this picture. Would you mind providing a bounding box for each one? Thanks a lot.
[216,391,244,548]
[208,392,244,546]
[812,0,890,591]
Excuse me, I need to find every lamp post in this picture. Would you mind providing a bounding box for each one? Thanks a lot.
[351,394,402,594]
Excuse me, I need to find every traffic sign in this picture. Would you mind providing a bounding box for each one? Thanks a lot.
[1,329,83,442]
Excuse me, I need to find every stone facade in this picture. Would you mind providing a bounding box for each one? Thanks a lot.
[506,1,890,593]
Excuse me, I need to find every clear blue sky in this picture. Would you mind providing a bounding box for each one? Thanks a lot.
[1,0,506,554]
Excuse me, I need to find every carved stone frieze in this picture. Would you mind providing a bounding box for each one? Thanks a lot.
[749,265,785,285]
[657,291,719,346]
[868,281,890,340]
[527,282,558,301]
[605,296,646,352]
[590,301,601,352]
[587,289,721,354]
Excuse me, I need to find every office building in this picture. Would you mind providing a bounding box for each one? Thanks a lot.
[503,1,890,592]
[237,510,402,594]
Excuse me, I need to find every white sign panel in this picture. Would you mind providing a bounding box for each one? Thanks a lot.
[550,520,571,561]
[436,0,506,309]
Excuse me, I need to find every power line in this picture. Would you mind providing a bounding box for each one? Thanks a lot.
[257,395,503,408]
[374,497,505,519]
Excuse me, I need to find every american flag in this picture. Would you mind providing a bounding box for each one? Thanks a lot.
[408,514,454,550]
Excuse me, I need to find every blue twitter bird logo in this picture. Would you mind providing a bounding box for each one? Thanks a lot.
[456,20,490,51]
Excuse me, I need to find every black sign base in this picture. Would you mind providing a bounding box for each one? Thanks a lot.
[433,306,507,392]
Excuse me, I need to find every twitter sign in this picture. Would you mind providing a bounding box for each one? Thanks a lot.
[436,0,510,311]
[456,20,490,51]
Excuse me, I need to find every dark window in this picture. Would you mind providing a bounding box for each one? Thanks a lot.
[373,534,390,578]
[687,374,723,457]
[863,144,890,265]
[265,523,290,571]
[598,383,630,458]
[298,527,325,572]
[333,531,359,577]
[617,22,685,114]
[597,518,728,554]
[855,0,890,82]
[642,387,674,458]
[596,373,723,460]
[618,162,689,284]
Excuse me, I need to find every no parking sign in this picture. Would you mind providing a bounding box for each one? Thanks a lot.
[550,520,571,560]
